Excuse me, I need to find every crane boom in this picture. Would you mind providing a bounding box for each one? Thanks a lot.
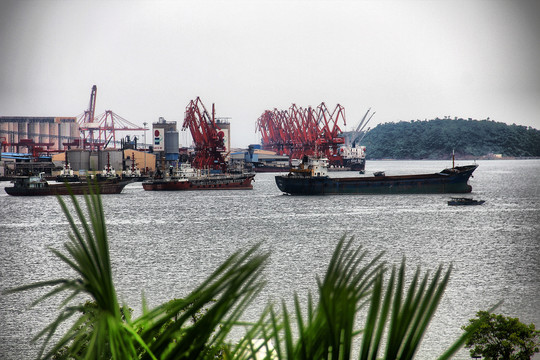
[355,108,371,132]
[85,85,97,123]
[359,111,376,133]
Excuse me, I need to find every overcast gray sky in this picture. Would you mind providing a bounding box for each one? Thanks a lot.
[1,0,539,148]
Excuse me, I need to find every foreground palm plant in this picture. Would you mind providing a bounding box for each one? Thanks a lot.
[234,244,472,360]
[5,189,476,359]
[5,188,266,359]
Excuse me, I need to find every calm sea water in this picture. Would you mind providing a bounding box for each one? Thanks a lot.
[1,159,539,359]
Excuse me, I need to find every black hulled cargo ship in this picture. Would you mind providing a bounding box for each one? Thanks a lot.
[275,157,478,195]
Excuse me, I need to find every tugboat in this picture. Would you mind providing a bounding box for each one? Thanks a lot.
[122,166,144,181]
[142,162,255,191]
[5,172,130,196]
[96,152,120,181]
[56,152,79,182]
[55,162,80,182]
[122,152,145,181]
[275,156,478,195]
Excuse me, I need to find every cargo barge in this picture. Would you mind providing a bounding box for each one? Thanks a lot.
[5,173,130,196]
[142,163,255,191]
[275,157,478,195]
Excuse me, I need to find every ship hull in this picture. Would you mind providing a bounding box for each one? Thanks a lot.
[142,173,255,191]
[348,159,366,172]
[275,165,478,195]
[339,158,366,172]
[5,179,130,196]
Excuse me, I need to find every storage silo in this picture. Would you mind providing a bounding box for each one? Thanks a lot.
[7,121,16,152]
[49,122,59,150]
[0,121,8,149]
[216,118,230,160]
[18,122,27,152]
[28,121,39,143]
[70,122,80,144]
[59,122,70,149]
[152,117,178,168]
[165,131,179,161]
[39,121,50,145]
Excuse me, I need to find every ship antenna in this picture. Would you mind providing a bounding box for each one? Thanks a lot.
[452,149,455,169]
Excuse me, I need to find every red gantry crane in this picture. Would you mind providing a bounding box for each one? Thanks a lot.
[72,85,146,150]
[256,102,347,166]
[75,85,103,150]
[182,97,228,172]
[315,102,346,164]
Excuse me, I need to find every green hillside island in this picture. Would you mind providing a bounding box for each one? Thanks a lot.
[360,118,540,160]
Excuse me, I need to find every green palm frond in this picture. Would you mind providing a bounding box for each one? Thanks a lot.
[133,245,268,360]
[237,236,473,360]
[234,236,383,360]
[4,185,139,359]
[359,261,453,360]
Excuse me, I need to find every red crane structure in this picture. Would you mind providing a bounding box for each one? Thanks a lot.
[94,110,147,149]
[74,85,103,150]
[1,138,59,160]
[182,97,227,172]
[256,102,347,165]
[72,85,146,150]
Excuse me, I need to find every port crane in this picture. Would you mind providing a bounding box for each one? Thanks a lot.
[182,97,227,172]
[346,108,375,147]
[75,85,103,150]
[315,103,346,164]
[73,85,146,151]
[256,102,347,165]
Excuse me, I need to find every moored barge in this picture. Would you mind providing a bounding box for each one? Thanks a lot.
[142,163,255,191]
[5,173,130,196]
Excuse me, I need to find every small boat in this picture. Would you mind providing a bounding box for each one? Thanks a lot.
[56,151,79,182]
[275,156,478,195]
[5,173,130,196]
[122,165,145,181]
[122,151,146,181]
[142,163,255,191]
[447,197,485,206]
[56,162,80,182]
[96,157,118,181]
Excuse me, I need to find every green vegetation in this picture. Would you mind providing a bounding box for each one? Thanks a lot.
[5,189,492,359]
[462,311,540,359]
[361,118,540,159]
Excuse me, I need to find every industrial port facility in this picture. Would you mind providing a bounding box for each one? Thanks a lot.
[0,85,372,180]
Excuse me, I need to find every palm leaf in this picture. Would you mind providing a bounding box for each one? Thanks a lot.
[131,244,269,360]
[238,235,475,360]
[3,185,141,359]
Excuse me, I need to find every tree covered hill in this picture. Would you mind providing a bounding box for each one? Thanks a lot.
[361,118,540,160]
